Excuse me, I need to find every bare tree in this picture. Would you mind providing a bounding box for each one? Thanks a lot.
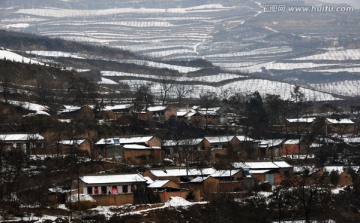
[0,72,11,103]
[159,76,175,105]
[199,91,219,129]
[133,84,154,111]
[175,84,193,105]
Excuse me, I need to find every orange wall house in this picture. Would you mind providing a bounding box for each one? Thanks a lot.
[281,139,305,156]
[76,174,147,206]
[123,144,163,164]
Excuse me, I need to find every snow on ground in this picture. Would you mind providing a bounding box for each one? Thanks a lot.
[293,48,360,61]
[310,80,360,97]
[120,59,202,73]
[15,4,233,18]
[7,100,48,112]
[101,71,245,83]
[98,77,118,85]
[118,77,339,101]
[0,49,43,65]
[164,197,193,207]
[331,187,346,195]
[28,51,85,59]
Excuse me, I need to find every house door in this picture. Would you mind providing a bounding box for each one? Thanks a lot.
[265,173,275,185]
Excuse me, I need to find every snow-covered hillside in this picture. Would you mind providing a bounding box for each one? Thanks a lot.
[0,49,42,65]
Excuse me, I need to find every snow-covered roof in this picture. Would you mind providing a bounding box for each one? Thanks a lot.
[149,167,216,177]
[147,106,168,112]
[343,137,360,144]
[249,170,270,174]
[147,180,171,188]
[186,111,197,117]
[143,176,154,184]
[123,144,161,150]
[197,110,219,116]
[162,138,203,147]
[293,166,316,174]
[210,169,241,178]
[58,139,86,146]
[235,135,254,142]
[96,136,154,145]
[273,161,292,168]
[23,110,51,117]
[286,117,316,123]
[257,139,284,148]
[80,173,147,185]
[324,166,360,173]
[205,136,234,143]
[326,118,354,124]
[103,104,133,111]
[177,111,188,117]
[284,139,300,145]
[0,133,44,141]
[189,176,210,183]
[233,161,291,169]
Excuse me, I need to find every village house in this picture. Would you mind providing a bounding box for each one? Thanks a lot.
[162,138,206,163]
[75,173,147,206]
[143,167,216,185]
[146,105,177,121]
[325,118,355,134]
[190,107,225,126]
[56,139,91,155]
[210,169,254,192]
[256,139,285,158]
[230,135,258,160]
[181,176,219,200]
[95,135,161,160]
[233,161,293,185]
[281,139,306,157]
[286,117,316,134]
[0,133,44,155]
[123,144,162,164]
[204,136,234,161]
[101,104,134,119]
[147,179,191,202]
[57,105,94,119]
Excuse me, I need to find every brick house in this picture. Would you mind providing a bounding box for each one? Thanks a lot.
[76,174,147,206]
[147,106,177,121]
[95,135,161,159]
[281,139,306,157]
[0,133,44,155]
[143,167,216,185]
[230,135,258,160]
[123,144,162,164]
[286,117,315,134]
[162,138,206,163]
[181,176,219,199]
[233,161,293,185]
[210,169,253,192]
[101,104,134,119]
[256,139,285,158]
[57,139,91,155]
[204,136,234,161]
[326,118,355,134]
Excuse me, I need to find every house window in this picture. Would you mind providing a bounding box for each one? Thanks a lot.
[101,186,107,194]
[111,186,118,194]
[87,187,92,195]
[284,171,289,177]
[123,185,128,193]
